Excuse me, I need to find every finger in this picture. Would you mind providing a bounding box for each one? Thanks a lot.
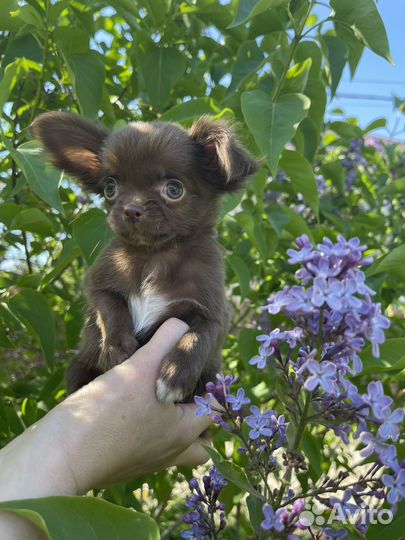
[127,318,189,373]
[172,439,212,467]
[175,401,215,443]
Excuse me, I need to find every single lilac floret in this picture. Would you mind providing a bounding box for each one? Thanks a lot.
[194,393,213,416]
[225,388,251,411]
[324,528,348,540]
[378,408,404,442]
[261,503,284,532]
[382,469,405,505]
[362,381,393,420]
[245,406,273,440]
[303,360,337,394]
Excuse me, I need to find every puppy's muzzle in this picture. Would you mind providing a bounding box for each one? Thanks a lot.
[124,204,145,222]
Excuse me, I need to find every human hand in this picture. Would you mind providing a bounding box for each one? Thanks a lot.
[54,318,214,492]
[0,319,214,502]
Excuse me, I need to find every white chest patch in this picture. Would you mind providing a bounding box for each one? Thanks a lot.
[129,290,168,335]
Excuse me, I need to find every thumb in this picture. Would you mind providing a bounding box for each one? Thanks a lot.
[128,318,189,375]
[174,401,215,444]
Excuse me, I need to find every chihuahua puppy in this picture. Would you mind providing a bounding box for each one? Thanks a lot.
[32,112,257,402]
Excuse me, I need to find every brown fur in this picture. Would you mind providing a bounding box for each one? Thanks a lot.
[31,112,258,402]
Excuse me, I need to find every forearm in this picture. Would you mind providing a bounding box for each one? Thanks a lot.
[0,513,48,540]
[0,409,77,540]
[0,409,77,502]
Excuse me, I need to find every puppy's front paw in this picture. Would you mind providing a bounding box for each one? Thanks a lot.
[100,335,139,369]
[156,378,186,404]
[156,350,199,403]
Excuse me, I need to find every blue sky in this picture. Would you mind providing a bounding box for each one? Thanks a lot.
[328,0,405,141]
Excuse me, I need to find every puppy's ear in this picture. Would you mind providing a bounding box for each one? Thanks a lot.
[190,116,258,193]
[31,112,109,193]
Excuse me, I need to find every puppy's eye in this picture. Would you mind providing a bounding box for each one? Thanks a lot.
[164,179,184,200]
[104,177,118,200]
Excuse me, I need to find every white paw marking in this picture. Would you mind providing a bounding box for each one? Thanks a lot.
[156,379,185,403]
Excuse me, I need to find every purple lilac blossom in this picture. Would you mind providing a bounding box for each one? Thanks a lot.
[362,381,393,420]
[225,388,251,411]
[261,503,284,532]
[182,467,227,540]
[194,394,213,416]
[303,360,338,394]
[245,406,274,440]
[382,469,405,505]
[378,409,404,442]
[189,235,403,535]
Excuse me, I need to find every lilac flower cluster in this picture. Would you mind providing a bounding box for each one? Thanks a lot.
[341,138,368,189]
[182,467,227,540]
[187,235,403,539]
[262,499,309,537]
[195,374,288,458]
[258,235,404,515]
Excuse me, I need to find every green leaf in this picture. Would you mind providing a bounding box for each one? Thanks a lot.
[53,26,90,54]
[226,41,264,98]
[229,0,287,28]
[302,432,323,482]
[334,23,364,77]
[283,58,312,94]
[246,494,263,533]
[204,446,263,499]
[220,191,244,218]
[321,161,345,196]
[361,338,405,374]
[143,0,170,26]
[266,205,291,236]
[2,33,43,68]
[12,142,63,213]
[367,244,405,281]
[0,59,31,112]
[71,209,114,265]
[329,121,362,140]
[304,79,327,134]
[137,43,186,111]
[241,90,310,174]
[10,208,55,236]
[236,211,271,260]
[295,41,322,79]
[8,289,55,367]
[331,0,392,63]
[10,5,44,28]
[0,496,160,540]
[322,34,347,96]
[298,117,319,162]
[0,0,20,31]
[367,502,405,540]
[42,239,81,288]
[279,150,319,217]
[228,254,250,299]
[63,50,106,119]
[364,118,387,134]
[161,98,220,122]
[282,207,313,239]
[0,202,22,228]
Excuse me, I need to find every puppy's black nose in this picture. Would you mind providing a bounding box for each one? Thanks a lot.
[124,205,145,222]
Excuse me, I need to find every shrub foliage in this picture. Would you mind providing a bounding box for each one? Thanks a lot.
[0,0,404,539]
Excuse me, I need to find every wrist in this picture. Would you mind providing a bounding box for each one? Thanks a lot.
[0,406,78,502]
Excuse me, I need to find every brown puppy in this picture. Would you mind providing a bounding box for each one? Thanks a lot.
[32,113,258,402]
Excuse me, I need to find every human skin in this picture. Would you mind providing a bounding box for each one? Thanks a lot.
[0,319,214,539]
